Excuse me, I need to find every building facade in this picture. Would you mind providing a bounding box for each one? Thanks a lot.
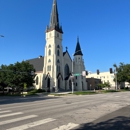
[86,78,101,90]
[86,71,127,89]
[86,71,115,89]
[28,0,87,92]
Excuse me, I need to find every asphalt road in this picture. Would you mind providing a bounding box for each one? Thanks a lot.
[0,92,130,130]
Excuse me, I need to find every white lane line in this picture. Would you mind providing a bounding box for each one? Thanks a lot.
[0,110,11,114]
[0,115,37,125]
[0,112,23,118]
[7,118,56,130]
[52,123,79,130]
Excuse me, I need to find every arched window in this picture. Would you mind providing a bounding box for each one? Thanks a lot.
[47,65,51,71]
[48,59,51,63]
[57,45,60,48]
[57,50,60,56]
[57,65,60,73]
[57,59,60,63]
[59,66,60,72]
[64,64,69,78]
[48,49,51,56]
[36,76,38,85]
[48,44,51,48]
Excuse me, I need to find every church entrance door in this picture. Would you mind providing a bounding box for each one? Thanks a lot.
[69,80,72,90]
[58,79,60,90]
[47,78,50,92]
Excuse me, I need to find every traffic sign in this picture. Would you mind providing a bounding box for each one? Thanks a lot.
[73,74,81,76]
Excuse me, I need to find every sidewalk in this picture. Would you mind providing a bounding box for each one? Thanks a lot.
[76,105,130,130]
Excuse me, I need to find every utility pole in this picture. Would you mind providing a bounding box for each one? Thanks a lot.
[114,67,117,90]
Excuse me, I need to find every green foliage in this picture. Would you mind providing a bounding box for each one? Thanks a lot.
[98,81,111,89]
[0,61,35,93]
[113,63,130,83]
[73,91,96,95]
[27,89,46,95]
[98,83,104,89]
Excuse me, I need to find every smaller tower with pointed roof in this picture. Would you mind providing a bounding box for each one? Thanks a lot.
[73,37,87,91]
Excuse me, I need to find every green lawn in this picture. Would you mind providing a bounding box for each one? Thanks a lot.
[73,91,96,95]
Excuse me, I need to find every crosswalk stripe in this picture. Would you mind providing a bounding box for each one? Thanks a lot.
[0,112,23,118]
[52,123,79,130]
[0,115,37,125]
[0,110,11,114]
[7,118,56,130]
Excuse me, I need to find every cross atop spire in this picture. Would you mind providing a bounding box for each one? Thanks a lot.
[46,0,63,33]
[74,37,83,56]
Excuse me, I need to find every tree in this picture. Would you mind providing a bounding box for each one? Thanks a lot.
[0,65,8,94]
[98,83,104,89]
[104,81,111,89]
[98,82,111,90]
[0,61,35,94]
[113,63,130,84]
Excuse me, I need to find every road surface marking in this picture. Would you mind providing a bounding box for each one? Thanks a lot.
[0,115,37,125]
[7,118,56,130]
[52,123,79,130]
[0,110,11,114]
[0,112,23,118]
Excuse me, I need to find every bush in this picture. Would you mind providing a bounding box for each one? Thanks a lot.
[36,89,46,93]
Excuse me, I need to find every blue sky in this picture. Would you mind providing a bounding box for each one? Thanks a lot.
[0,0,130,73]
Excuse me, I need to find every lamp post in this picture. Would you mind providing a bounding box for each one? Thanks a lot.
[71,54,74,94]
[114,67,117,91]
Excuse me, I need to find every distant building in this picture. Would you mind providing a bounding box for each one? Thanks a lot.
[86,71,115,88]
[86,78,101,90]
[86,71,126,89]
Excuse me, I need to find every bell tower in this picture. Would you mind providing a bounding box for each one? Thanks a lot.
[43,0,64,91]
[73,37,87,91]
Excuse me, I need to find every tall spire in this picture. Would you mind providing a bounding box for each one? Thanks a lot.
[46,0,63,33]
[74,37,83,56]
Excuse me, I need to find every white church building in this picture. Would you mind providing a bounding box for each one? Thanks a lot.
[27,0,87,92]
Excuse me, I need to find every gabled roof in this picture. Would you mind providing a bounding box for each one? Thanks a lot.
[63,51,66,56]
[64,73,72,80]
[26,56,44,72]
[63,50,72,61]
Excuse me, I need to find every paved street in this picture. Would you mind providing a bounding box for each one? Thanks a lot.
[0,92,130,130]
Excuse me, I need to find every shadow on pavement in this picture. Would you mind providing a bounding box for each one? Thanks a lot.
[76,105,130,130]
[0,95,59,105]
[77,116,130,130]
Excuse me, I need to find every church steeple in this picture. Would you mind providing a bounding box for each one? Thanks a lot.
[46,0,63,33]
[74,37,83,56]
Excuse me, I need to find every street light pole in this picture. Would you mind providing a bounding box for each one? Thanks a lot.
[72,54,74,94]
[115,67,117,91]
